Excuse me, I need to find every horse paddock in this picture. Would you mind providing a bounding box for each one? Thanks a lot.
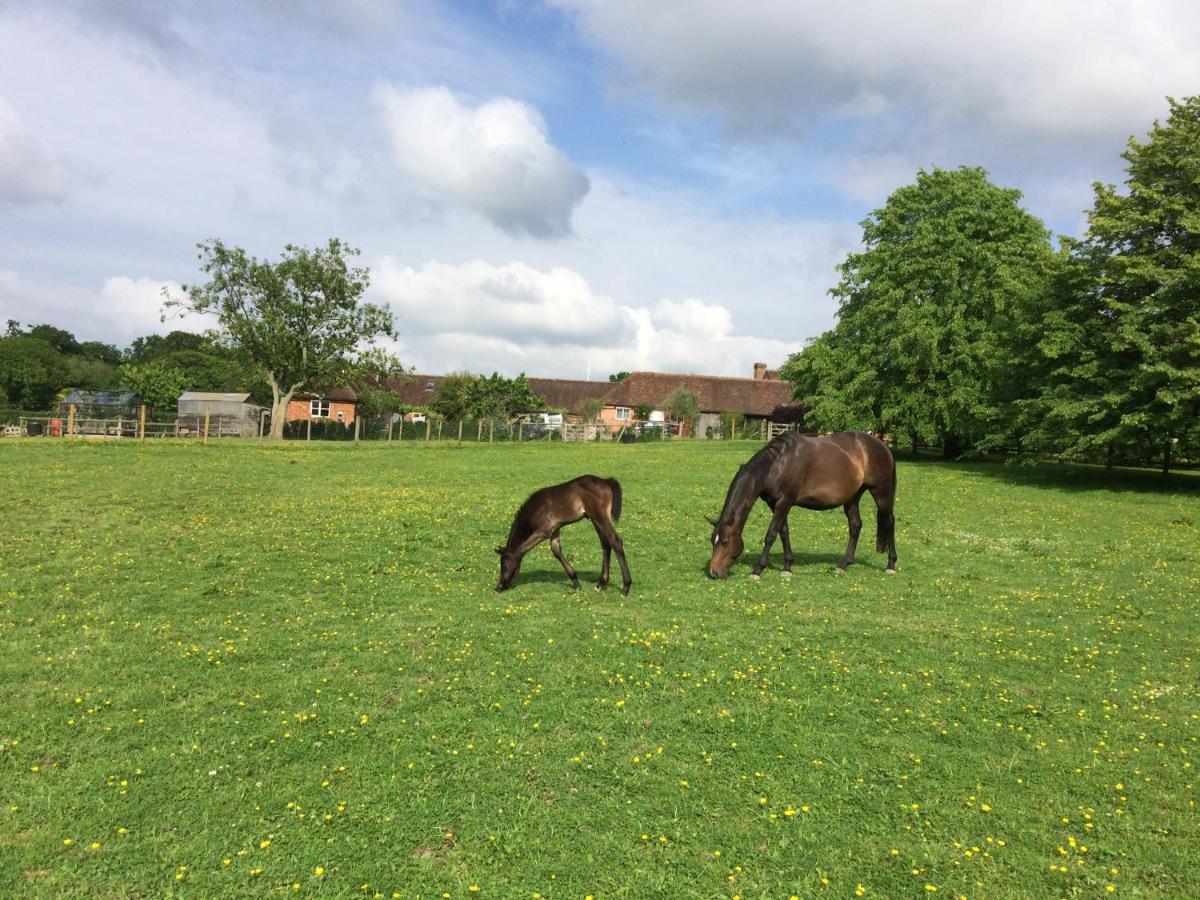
[1,439,1196,897]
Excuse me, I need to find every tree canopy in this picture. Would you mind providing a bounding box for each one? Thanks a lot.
[164,239,395,438]
[782,166,1056,454]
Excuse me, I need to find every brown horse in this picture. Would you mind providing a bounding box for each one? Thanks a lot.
[707,431,897,579]
[496,475,632,595]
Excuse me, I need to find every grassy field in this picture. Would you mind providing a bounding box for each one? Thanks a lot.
[0,439,1197,899]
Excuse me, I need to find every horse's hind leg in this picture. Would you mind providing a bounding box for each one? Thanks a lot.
[591,521,613,590]
[549,530,581,590]
[869,487,898,573]
[593,515,631,596]
[838,492,865,572]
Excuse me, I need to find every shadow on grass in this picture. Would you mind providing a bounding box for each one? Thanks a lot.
[894,450,1200,496]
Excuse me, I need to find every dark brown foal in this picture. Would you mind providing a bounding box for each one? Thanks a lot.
[708,431,897,579]
[496,475,632,595]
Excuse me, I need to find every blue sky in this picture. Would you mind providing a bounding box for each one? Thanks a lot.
[2,0,1198,378]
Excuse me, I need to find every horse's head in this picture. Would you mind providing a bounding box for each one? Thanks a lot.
[495,545,523,592]
[707,516,744,579]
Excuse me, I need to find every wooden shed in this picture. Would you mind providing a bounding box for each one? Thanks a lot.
[176,392,264,437]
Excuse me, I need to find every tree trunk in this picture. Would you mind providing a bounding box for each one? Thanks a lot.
[266,373,302,440]
[1162,440,1173,478]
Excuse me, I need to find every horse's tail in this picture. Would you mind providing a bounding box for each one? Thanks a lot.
[606,478,623,523]
[876,453,896,553]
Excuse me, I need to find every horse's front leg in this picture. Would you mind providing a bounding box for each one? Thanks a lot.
[762,494,794,576]
[751,503,792,577]
[549,531,581,590]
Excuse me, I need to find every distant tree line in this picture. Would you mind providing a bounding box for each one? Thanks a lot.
[0,322,260,412]
[426,372,547,421]
[782,96,1200,474]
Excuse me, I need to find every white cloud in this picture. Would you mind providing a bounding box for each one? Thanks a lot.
[374,258,800,378]
[0,270,205,347]
[374,84,590,236]
[552,1,1200,149]
[0,97,68,206]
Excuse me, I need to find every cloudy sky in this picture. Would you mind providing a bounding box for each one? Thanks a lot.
[2,1,1197,378]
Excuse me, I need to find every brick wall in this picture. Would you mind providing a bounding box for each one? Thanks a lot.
[285,399,356,424]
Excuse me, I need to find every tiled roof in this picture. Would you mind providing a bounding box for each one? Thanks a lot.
[325,367,797,417]
[526,378,612,415]
[603,371,794,416]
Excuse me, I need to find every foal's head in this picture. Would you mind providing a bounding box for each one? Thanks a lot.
[707,515,744,580]
[494,544,523,592]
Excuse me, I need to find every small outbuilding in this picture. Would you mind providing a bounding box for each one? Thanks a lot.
[176,392,264,437]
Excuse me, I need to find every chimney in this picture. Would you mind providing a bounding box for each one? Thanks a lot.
[753,362,767,380]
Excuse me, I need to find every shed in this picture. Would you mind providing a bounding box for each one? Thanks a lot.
[176,392,264,437]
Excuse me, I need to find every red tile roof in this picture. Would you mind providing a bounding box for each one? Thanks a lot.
[603,371,793,416]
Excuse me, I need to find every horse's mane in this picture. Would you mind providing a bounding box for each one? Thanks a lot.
[718,433,795,525]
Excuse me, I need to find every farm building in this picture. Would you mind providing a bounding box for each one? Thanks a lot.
[372,363,803,436]
[60,388,141,419]
[176,392,264,437]
[284,386,358,424]
[598,364,801,436]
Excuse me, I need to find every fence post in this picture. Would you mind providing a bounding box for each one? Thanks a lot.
[387,420,393,442]
[354,416,361,442]
[307,417,312,442]
[477,420,483,442]
[489,419,494,444]
[68,404,76,438]
[204,410,210,444]
[457,420,464,444]
[139,405,147,441]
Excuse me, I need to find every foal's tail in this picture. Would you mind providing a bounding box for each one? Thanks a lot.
[606,478,623,522]
[876,455,897,553]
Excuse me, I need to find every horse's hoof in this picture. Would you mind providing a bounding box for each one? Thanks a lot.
[748,573,760,581]
[780,570,792,578]
[595,583,606,591]
[885,568,897,575]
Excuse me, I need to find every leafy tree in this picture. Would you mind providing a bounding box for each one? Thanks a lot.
[79,341,123,366]
[125,330,210,363]
[64,355,121,391]
[634,403,654,421]
[608,371,630,383]
[0,335,68,409]
[663,388,700,436]
[118,359,189,410]
[428,372,477,421]
[1050,96,1200,474]
[782,166,1055,455]
[350,349,409,432]
[581,397,605,421]
[25,324,82,356]
[164,239,394,438]
[468,373,545,420]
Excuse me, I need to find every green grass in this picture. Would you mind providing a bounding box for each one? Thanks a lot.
[0,439,1196,898]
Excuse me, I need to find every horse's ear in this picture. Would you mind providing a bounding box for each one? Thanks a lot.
[706,516,719,527]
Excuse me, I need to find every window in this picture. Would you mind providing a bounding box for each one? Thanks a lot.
[310,399,330,418]
[615,407,630,421]
[336,409,346,422]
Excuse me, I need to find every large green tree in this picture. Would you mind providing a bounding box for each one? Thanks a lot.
[1051,97,1200,473]
[0,335,69,409]
[164,239,395,438]
[782,166,1055,455]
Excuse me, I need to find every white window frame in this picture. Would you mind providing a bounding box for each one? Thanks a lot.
[310,399,330,418]
[615,406,631,421]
